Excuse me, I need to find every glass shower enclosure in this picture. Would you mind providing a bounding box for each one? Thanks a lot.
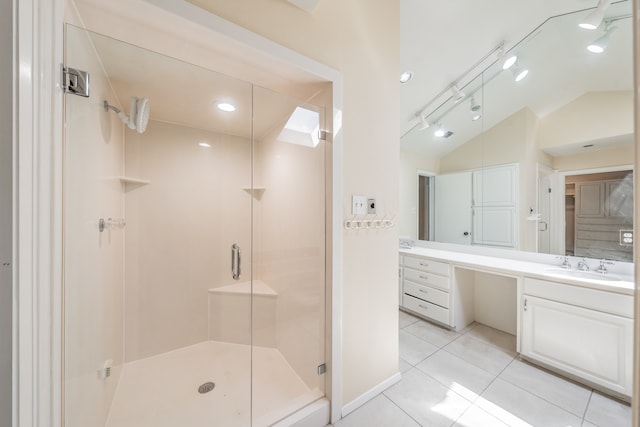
[63,24,327,427]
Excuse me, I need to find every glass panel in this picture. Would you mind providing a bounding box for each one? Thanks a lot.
[63,25,253,427]
[251,86,327,424]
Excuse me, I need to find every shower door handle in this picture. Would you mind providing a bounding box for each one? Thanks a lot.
[231,244,241,280]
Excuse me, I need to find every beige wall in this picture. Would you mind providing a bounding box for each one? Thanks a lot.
[63,24,125,427]
[553,145,634,171]
[186,0,401,404]
[124,120,253,361]
[398,150,439,239]
[539,91,633,150]
[0,0,12,424]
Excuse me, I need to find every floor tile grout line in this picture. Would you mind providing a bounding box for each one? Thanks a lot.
[470,353,518,410]
[381,390,424,427]
[495,357,593,420]
[581,390,594,424]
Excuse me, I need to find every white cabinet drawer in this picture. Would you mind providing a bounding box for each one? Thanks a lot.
[403,267,449,291]
[403,294,449,325]
[404,280,449,308]
[403,256,450,276]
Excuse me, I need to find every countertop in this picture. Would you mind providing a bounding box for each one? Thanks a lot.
[400,246,634,295]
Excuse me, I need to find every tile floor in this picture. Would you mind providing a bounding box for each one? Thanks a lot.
[333,310,632,427]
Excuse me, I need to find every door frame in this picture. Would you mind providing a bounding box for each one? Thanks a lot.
[416,169,436,241]
[14,0,344,425]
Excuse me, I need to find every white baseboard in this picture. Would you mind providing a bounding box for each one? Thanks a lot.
[340,372,402,418]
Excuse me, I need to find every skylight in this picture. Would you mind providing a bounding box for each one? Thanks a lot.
[277,106,320,148]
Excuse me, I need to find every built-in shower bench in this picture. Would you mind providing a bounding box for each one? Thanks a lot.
[208,280,277,347]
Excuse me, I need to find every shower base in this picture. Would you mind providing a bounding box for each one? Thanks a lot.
[105,341,324,427]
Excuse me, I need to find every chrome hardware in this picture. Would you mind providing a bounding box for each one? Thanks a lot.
[62,65,90,97]
[419,262,429,267]
[524,298,528,311]
[99,218,126,233]
[231,244,241,280]
[419,275,429,280]
[463,231,470,236]
[538,221,548,232]
[317,363,327,375]
[419,288,428,293]
[595,259,615,274]
[556,256,571,270]
[419,304,428,310]
[577,258,589,271]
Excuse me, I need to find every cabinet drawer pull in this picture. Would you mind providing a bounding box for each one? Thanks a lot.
[419,262,429,267]
[419,275,429,280]
[524,298,528,311]
[419,304,428,310]
[419,288,428,294]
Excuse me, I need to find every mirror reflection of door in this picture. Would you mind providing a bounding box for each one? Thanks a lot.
[434,172,472,245]
[418,174,435,241]
[537,164,555,254]
[563,170,633,262]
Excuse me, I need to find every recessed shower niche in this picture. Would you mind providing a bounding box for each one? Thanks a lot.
[63,24,329,427]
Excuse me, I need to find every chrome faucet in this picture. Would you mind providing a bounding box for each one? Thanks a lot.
[557,256,571,270]
[577,258,589,271]
[595,259,615,274]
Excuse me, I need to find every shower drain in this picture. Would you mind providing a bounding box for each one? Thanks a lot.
[198,382,216,394]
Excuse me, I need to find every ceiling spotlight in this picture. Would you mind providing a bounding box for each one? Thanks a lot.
[451,84,465,104]
[470,97,482,121]
[417,115,430,130]
[434,123,447,138]
[511,65,529,82]
[579,0,612,30]
[400,71,413,83]
[587,25,617,53]
[498,47,518,70]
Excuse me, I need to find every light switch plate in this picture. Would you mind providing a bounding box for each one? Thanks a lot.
[352,195,367,215]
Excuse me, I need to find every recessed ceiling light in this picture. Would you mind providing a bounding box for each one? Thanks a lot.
[199,142,211,148]
[217,102,236,112]
[400,71,413,83]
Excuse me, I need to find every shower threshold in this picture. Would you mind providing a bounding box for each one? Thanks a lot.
[105,341,323,427]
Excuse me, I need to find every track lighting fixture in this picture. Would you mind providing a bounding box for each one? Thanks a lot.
[587,24,617,53]
[451,84,465,104]
[497,46,517,70]
[511,65,529,82]
[579,0,612,29]
[470,97,482,121]
[417,115,430,130]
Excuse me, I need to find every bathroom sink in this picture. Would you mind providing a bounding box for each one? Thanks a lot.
[543,268,622,282]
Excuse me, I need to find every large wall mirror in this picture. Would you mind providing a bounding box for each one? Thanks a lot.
[399,0,633,262]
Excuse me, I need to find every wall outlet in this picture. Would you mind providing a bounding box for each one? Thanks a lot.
[352,195,367,215]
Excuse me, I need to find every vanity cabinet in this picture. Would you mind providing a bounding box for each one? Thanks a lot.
[400,255,452,326]
[521,277,633,396]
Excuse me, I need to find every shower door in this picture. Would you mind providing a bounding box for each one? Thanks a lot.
[251,87,327,424]
[63,24,326,427]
